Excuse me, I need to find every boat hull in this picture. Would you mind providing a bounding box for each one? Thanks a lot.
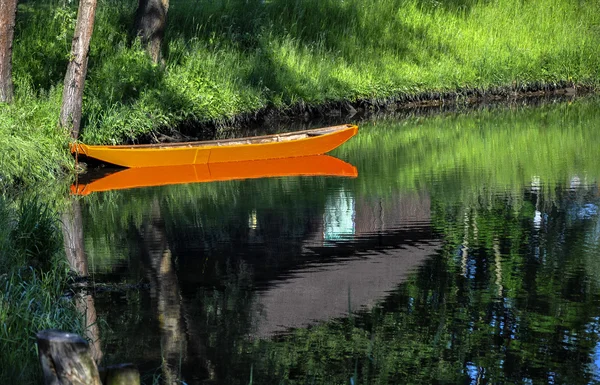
[71,155,358,195]
[71,124,358,168]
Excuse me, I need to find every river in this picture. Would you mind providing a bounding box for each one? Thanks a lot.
[65,96,600,384]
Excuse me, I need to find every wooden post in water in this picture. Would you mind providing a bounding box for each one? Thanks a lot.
[37,330,141,385]
[36,329,102,385]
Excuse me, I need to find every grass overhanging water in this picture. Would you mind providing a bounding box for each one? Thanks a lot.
[0,196,83,384]
[1,0,600,189]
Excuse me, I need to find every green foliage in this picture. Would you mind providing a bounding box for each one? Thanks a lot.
[1,0,599,187]
[1,0,598,152]
[10,198,62,271]
[0,86,72,191]
[0,196,83,384]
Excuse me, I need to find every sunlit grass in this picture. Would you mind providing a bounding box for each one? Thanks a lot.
[0,86,73,191]
[1,0,599,186]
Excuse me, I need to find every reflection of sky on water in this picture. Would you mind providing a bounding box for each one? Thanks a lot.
[593,342,600,380]
[465,362,479,384]
[324,188,355,241]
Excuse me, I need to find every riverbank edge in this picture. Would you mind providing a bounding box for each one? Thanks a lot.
[1,80,597,191]
[151,81,598,141]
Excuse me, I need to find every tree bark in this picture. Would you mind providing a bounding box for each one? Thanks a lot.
[60,0,97,139]
[0,0,17,103]
[134,0,168,64]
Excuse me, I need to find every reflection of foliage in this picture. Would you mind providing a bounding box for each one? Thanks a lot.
[81,176,342,274]
[94,289,156,368]
[335,97,600,202]
[82,98,600,273]
[185,260,256,382]
[79,99,600,383]
[243,188,600,384]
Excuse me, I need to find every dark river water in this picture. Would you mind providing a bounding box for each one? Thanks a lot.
[65,97,600,384]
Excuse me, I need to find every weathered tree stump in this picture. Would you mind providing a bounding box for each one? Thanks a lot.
[36,329,102,385]
[134,0,169,64]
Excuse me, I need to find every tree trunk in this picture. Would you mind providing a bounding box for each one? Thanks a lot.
[134,0,168,64]
[0,0,17,103]
[60,0,97,139]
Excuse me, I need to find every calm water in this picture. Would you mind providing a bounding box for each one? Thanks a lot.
[66,97,600,384]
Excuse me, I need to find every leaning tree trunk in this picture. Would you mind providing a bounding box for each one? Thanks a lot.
[0,0,17,103]
[134,0,168,64]
[60,0,97,139]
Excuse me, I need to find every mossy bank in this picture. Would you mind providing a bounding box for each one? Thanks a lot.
[1,0,600,189]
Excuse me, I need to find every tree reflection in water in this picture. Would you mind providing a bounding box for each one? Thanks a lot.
[61,199,103,363]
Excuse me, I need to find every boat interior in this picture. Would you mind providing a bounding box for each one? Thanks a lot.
[100,125,349,149]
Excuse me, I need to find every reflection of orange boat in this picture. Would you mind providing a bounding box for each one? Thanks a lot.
[71,125,358,168]
[71,155,358,195]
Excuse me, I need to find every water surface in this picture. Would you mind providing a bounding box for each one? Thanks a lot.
[70,97,600,384]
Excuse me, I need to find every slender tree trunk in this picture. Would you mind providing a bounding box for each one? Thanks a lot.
[134,0,168,64]
[60,0,97,139]
[0,0,17,103]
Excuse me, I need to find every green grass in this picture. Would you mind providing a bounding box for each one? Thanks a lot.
[0,195,83,383]
[1,0,599,189]
[0,87,73,190]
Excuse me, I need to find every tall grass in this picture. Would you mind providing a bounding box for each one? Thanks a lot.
[1,0,599,186]
[0,87,73,191]
[0,196,83,383]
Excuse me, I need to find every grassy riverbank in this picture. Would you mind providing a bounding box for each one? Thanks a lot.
[0,196,83,383]
[1,0,599,188]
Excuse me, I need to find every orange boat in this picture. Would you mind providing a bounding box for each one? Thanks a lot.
[71,124,358,168]
[71,155,358,195]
